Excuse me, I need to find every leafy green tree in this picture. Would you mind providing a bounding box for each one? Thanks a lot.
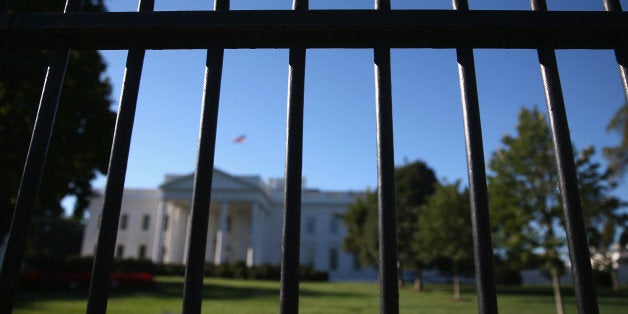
[604,103,628,179]
[414,180,474,300]
[488,107,624,314]
[342,190,379,266]
[342,160,437,283]
[578,147,626,291]
[0,0,114,258]
[488,107,566,313]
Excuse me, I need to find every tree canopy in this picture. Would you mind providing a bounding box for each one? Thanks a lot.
[579,145,627,290]
[604,103,628,179]
[488,107,624,312]
[341,160,437,273]
[0,0,114,257]
[488,107,561,272]
[414,180,474,300]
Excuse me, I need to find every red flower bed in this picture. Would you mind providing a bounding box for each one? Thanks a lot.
[19,271,154,290]
[110,272,155,289]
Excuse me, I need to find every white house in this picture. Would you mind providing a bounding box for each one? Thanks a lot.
[81,169,377,281]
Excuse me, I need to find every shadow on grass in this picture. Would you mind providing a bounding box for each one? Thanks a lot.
[154,279,362,300]
[409,283,628,303]
[496,285,628,298]
[15,278,363,306]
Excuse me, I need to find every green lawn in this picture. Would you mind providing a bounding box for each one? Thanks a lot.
[13,276,628,313]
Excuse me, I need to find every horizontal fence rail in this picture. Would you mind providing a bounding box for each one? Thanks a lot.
[1,10,628,49]
[2,1,628,313]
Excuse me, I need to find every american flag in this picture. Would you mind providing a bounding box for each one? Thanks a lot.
[232,134,246,143]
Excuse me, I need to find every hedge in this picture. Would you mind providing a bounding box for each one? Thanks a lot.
[22,256,328,282]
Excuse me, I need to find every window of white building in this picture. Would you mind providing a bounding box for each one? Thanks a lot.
[120,214,128,230]
[305,216,315,235]
[329,215,339,234]
[116,244,124,259]
[138,245,147,259]
[304,244,316,266]
[142,214,150,231]
[329,247,338,270]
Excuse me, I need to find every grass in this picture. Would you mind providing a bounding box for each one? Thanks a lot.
[13,276,628,313]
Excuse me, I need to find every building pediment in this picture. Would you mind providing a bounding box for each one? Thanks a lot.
[160,168,263,193]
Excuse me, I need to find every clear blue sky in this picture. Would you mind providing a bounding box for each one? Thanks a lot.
[90,0,628,198]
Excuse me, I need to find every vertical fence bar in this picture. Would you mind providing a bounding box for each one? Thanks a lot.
[603,0,628,101]
[279,0,308,313]
[531,1,600,313]
[181,1,228,313]
[86,1,154,313]
[374,1,399,313]
[0,1,80,312]
[452,1,499,313]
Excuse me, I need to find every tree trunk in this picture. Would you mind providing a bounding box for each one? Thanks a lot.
[414,275,424,291]
[551,269,565,314]
[453,272,461,301]
[610,269,621,292]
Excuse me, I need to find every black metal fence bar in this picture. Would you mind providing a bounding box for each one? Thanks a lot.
[531,1,600,313]
[2,10,628,50]
[374,1,399,313]
[0,0,8,13]
[181,1,228,313]
[604,0,628,101]
[452,1,498,313]
[3,2,625,314]
[279,0,308,312]
[86,1,154,313]
[0,1,78,312]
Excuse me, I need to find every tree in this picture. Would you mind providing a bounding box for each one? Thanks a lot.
[341,189,379,270]
[488,107,566,313]
[578,147,626,291]
[488,107,624,314]
[604,103,628,179]
[0,0,114,258]
[342,160,437,283]
[414,180,474,300]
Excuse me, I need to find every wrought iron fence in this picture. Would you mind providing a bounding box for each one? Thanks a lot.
[1,0,628,313]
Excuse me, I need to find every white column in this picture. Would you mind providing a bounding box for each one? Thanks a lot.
[182,204,193,264]
[151,199,167,262]
[247,203,259,267]
[163,203,173,263]
[214,202,229,265]
[168,204,189,264]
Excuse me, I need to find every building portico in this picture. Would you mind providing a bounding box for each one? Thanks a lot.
[150,169,274,266]
[80,168,376,281]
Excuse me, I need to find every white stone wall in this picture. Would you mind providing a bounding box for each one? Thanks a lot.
[80,171,379,281]
[80,189,162,260]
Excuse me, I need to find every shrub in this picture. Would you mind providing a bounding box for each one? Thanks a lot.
[110,272,155,289]
[19,271,154,290]
[592,269,612,287]
[215,263,234,278]
[19,256,157,290]
[153,263,186,276]
[248,263,281,280]
[300,265,328,282]
[232,261,249,279]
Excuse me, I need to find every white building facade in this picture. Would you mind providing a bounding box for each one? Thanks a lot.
[81,169,376,281]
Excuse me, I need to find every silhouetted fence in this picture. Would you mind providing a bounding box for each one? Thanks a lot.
[2,0,627,313]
